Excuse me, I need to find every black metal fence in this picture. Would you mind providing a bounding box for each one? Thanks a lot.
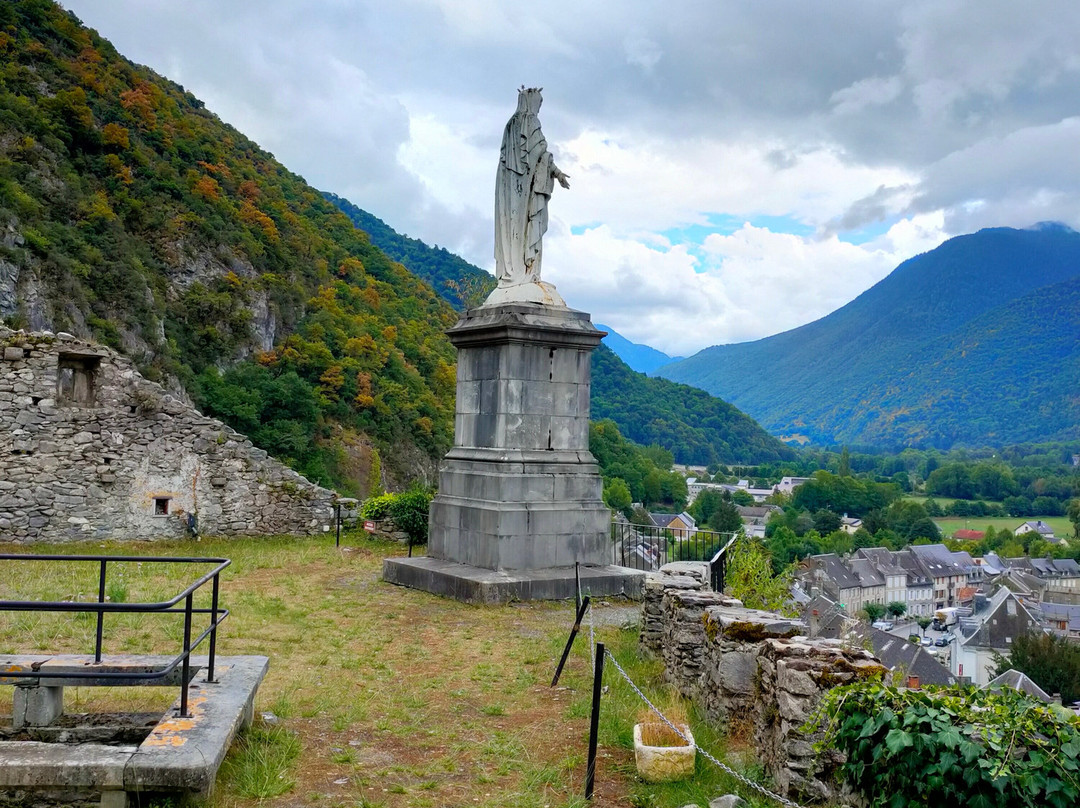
[0,554,230,717]
[610,521,738,592]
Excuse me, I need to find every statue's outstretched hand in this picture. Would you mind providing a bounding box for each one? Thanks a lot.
[557,172,571,190]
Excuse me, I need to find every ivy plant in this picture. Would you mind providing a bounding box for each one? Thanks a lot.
[804,681,1080,808]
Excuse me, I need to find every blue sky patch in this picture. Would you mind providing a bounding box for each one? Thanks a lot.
[659,213,814,246]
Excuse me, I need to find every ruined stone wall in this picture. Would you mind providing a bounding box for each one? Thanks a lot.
[0,328,336,542]
[641,566,885,803]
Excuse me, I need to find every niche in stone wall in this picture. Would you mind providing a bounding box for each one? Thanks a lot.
[57,353,101,406]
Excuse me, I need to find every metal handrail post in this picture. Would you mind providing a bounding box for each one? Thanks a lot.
[180,592,193,717]
[206,573,220,683]
[95,559,107,662]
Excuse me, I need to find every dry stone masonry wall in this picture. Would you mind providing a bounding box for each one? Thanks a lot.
[0,328,335,542]
[641,565,886,803]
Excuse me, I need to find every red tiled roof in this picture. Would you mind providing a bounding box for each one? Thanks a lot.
[953,529,985,540]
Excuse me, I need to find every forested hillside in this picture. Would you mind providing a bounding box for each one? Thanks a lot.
[326,192,494,310]
[0,1,457,492]
[591,345,795,465]
[330,193,793,465]
[659,225,1080,449]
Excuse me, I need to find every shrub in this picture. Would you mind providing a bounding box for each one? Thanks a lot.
[359,489,433,546]
[359,493,395,521]
[806,681,1080,808]
[388,488,434,546]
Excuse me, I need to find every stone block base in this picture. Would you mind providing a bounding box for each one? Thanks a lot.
[382,556,644,604]
[13,685,64,729]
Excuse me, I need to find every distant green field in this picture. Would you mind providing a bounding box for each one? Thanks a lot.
[905,494,1002,508]
[934,515,1074,538]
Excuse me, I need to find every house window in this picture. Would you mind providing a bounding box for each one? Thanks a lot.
[153,497,170,516]
[1007,600,1017,616]
[57,354,100,406]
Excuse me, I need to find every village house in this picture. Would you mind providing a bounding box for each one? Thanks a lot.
[892,548,938,616]
[649,511,697,538]
[908,544,974,608]
[985,554,1080,605]
[774,476,810,496]
[839,514,864,534]
[800,554,872,615]
[1014,520,1056,540]
[736,504,782,539]
[853,547,909,607]
[951,589,1044,686]
[1038,601,1080,639]
[845,556,886,609]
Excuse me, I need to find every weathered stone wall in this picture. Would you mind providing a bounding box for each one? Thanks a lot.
[0,328,336,542]
[360,518,412,545]
[641,566,886,803]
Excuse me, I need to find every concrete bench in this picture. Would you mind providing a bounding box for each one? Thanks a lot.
[0,655,268,808]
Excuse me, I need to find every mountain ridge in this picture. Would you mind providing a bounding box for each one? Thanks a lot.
[594,323,682,374]
[658,224,1080,448]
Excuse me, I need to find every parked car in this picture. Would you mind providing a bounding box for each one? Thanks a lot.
[872,621,894,631]
[934,637,950,647]
[920,637,934,647]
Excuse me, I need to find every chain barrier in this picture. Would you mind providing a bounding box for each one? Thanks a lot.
[593,632,806,808]
[603,650,805,808]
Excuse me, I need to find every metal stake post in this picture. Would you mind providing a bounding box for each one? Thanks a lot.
[575,561,582,612]
[585,642,605,800]
[551,595,591,687]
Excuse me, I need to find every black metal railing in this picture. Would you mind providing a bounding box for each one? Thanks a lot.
[610,521,738,592]
[0,554,230,717]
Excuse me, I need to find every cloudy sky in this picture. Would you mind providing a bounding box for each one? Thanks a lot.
[64,1,1080,356]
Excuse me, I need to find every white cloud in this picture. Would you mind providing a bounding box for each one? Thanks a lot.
[543,219,946,357]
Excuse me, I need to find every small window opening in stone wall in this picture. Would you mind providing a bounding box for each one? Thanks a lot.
[57,354,101,406]
[153,497,171,516]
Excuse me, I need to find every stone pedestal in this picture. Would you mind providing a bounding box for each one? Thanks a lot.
[383,302,643,602]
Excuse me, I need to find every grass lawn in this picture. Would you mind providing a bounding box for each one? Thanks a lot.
[0,535,769,808]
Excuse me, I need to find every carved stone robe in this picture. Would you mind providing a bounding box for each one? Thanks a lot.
[495,90,554,284]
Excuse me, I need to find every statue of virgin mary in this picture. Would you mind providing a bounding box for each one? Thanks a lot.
[493,87,570,288]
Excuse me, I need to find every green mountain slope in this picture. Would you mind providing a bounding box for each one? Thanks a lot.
[658,225,1080,449]
[590,344,795,464]
[0,1,457,491]
[325,192,495,310]
[329,193,794,465]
